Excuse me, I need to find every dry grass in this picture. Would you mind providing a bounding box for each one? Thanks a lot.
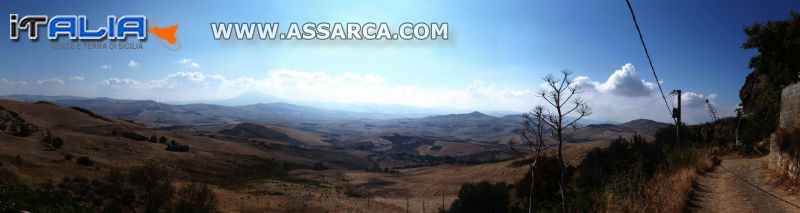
[769,126,800,184]
[641,150,716,212]
[600,150,714,212]
[641,168,696,212]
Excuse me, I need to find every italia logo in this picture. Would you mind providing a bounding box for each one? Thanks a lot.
[9,14,180,50]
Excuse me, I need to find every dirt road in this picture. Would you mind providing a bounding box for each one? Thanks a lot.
[688,157,800,213]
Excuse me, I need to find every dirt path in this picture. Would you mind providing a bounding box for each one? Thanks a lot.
[688,157,800,213]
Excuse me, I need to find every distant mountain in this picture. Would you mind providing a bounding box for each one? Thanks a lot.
[1,95,401,127]
[0,95,668,145]
[169,92,452,118]
[0,94,88,102]
[616,119,671,136]
[575,119,669,142]
[171,91,284,106]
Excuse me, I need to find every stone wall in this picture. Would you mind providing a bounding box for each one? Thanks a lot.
[779,83,800,129]
[770,82,800,182]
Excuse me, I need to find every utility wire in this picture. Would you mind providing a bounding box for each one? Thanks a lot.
[717,164,800,210]
[606,97,662,124]
[624,0,676,123]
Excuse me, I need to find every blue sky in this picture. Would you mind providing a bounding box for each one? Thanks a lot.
[1,0,798,123]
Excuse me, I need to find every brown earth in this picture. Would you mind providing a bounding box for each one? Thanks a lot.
[688,156,800,213]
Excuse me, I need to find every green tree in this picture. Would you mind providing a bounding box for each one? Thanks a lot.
[739,12,800,145]
[449,181,509,213]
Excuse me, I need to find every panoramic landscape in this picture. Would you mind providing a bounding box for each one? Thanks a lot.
[2,1,800,212]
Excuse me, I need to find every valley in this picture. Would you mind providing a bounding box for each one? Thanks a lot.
[0,96,665,212]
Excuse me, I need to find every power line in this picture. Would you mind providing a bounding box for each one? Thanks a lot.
[717,164,800,210]
[624,0,676,123]
[605,97,662,124]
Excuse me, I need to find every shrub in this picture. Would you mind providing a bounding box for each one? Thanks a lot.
[120,131,148,141]
[12,155,22,165]
[128,163,174,212]
[43,131,64,148]
[449,181,509,213]
[64,153,73,161]
[174,183,218,213]
[312,162,328,170]
[165,143,189,152]
[51,137,64,148]
[0,183,86,212]
[77,156,94,166]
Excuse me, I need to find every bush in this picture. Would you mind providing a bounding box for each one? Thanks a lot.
[52,137,64,148]
[64,153,73,161]
[449,181,509,213]
[0,183,86,212]
[312,162,328,170]
[76,156,94,166]
[128,163,174,212]
[120,131,148,141]
[174,183,218,213]
[165,143,189,152]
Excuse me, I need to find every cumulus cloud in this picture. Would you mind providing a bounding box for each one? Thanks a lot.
[680,92,716,108]
[100,65,111,69]
[177,58,200,68]
[572,63,655,97]
[127,60,139,68]
[561,63,727,124]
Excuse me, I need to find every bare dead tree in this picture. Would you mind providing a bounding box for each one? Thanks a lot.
[705,99,720,123]
[537,70,591,213]
[515,106,550,213]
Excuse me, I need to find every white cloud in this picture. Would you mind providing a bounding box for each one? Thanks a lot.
[0,64,727,124]
[69,76,85,81]
[177,58,200,68]
[97,78,139,86]
[177,58,193,64]
[557,63,727,124]
[37,77,64,85]
[680,92,715,108]
[127,60,139,68]
[100,65,111,69]
[572,63,655,97]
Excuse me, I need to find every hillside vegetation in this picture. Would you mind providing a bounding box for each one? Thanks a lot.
[739,12,800,146]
